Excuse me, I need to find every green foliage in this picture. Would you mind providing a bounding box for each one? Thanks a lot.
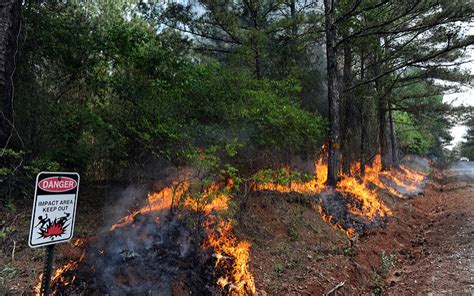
[8,0,467,205]
[380,250,396,278]
[272,262,285,276]
[0,265,18,285]
[252,167,313,187]
[460,115,474,159]
[243,82,326,154]
[395,112,434,155]
[10,2,326,189]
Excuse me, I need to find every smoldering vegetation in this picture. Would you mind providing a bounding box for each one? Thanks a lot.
[51,209,222,295]
[50,184,224,295]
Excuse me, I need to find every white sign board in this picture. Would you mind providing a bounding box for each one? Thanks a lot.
[28,172,80,248]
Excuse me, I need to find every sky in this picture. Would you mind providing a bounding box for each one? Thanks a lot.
[443,26,474,149]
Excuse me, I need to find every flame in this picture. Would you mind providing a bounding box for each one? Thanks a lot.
[37,180,256,295]
[318,206,355,237]
[34,252,84,296]
[73,238,85,247]
[111,182,189,230]
[205,220,256,295]
[361,155,425,198]
[109,180,256,295]
[255,153,391,222]
[400,164,427,183]
[34,147,425,295]
[253,151,426,234]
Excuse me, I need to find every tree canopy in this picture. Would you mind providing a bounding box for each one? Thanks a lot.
[0,0,472,203]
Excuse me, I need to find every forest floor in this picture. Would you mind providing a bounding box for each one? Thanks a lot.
[0,168,472,295]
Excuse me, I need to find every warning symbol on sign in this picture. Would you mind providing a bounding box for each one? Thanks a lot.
[28,172,80,248]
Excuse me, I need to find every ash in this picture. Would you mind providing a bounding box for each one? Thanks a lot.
[52,211,222,296]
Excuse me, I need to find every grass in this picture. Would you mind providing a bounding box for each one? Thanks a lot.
[380,250,396,278]
[0,265,18,285]
[273,262,285,276]
[371,250,397,295]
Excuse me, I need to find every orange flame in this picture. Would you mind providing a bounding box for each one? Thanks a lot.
[34,252,84,296]
[37,180,256,295]
[253,151,426,233]
[109,180,256,295]
[318,206,355,237]
[110,182,189,230]
[205,221,256,295]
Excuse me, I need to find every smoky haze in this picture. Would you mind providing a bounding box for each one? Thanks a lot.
[450,161,474,180]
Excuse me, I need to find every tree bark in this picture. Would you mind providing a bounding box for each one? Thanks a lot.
[290,0,297,36]
[388,105,400,167]
[359,104,366,176]
[378,96,391,170]
[250,0,263,80]
[0,0,21,149]
[373,50,392,171]
[359,46,366,176]
[324,0,341,186]
[341,38,353,176]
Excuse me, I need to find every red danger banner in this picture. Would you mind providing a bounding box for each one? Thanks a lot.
[38,177,78,192]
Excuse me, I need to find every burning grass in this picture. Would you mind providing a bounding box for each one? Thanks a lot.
[34,254,83,295]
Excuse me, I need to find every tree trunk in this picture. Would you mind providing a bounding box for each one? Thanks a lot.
[341,38,353,176]
[251,1,263,80]
[290,0,297,36]
[388,105,400,167]
[373,51,391,171]
[359,105,366,176]
[359,46,366,176]
[378,96,391,170]
[0,0,21,149]
[324,0,341,186]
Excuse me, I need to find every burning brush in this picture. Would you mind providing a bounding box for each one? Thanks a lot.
[254,153,427,235]
[35,182,256,296]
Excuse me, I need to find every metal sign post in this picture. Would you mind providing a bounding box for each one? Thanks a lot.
[29,172,80,295]
[40,245,55,296]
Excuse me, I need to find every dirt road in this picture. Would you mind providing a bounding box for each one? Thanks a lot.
[384,171,473,295]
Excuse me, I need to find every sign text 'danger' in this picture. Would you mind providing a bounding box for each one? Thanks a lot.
[38,177,77,192]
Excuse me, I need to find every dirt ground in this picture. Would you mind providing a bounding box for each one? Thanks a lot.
[237,171,473,295]
[0,170,472,295]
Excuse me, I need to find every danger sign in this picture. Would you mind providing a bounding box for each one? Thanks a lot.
[29,172,80,248]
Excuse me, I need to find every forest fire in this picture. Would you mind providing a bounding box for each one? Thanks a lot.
[205,221,256,295]
[34,151,426,295]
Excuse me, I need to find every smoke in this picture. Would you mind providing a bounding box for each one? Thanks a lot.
[51,182,222,295]
[104,185,148,228]
[290,154,316,175]
[401,155,430,172]
[450,161,474,180]
[319,189,387,235]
